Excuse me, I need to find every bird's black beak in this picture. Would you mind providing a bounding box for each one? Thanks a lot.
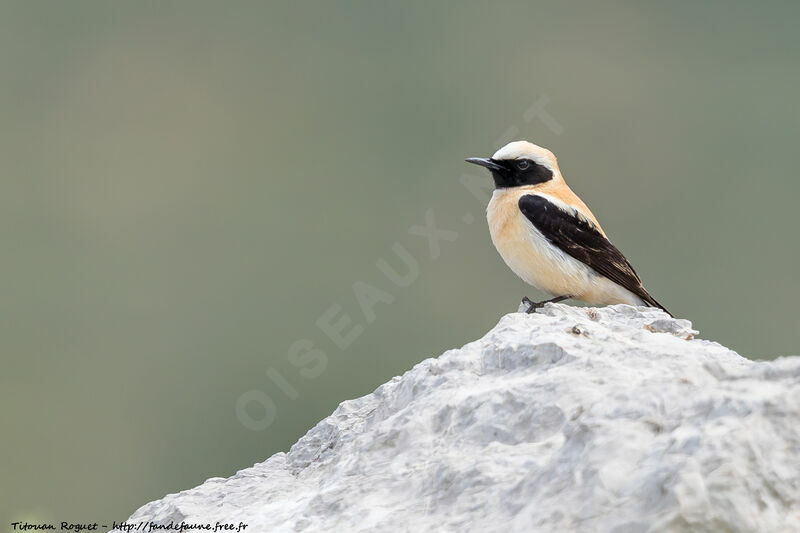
[465,157,503,171]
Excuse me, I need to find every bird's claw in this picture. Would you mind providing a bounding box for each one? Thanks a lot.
[522,296,542,314]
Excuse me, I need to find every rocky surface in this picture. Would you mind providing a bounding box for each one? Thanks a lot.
[113,304,800,533]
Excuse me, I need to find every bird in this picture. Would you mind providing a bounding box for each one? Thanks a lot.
[466,140,671,316]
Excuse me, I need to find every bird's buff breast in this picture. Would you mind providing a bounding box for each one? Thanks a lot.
[486,188,594,297]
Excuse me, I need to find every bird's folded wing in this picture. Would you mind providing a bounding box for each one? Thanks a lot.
[518,194,649,300]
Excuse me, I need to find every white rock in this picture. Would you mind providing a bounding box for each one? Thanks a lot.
[114,304,800,533]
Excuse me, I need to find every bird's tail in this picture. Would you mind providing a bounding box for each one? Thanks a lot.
[641,291,672,318]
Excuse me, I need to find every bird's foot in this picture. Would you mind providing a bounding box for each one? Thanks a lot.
[522,295,573,314]
[522,296,542,314]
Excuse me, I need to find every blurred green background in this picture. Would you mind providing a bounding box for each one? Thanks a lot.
[2,0,799,528]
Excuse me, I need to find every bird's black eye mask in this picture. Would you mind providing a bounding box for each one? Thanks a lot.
[489,158,553,189]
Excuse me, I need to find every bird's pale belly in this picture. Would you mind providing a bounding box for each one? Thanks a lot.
[490,210,591,295]
[487,194,642,306]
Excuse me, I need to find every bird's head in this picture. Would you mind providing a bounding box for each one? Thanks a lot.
[466,140,561,189]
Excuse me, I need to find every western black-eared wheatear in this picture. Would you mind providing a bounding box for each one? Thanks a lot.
[466,141,671,316]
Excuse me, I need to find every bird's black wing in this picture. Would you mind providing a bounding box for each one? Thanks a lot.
[518,194,671,315]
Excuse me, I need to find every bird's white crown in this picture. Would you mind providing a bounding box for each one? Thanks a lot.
[492,141,559,174]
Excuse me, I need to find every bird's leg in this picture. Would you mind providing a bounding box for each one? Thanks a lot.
[522,295,573,314]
